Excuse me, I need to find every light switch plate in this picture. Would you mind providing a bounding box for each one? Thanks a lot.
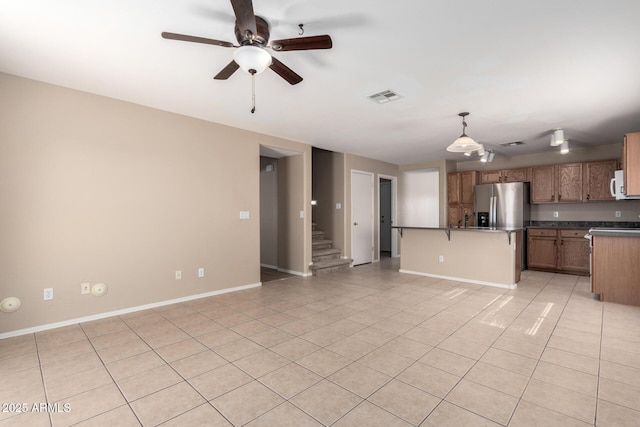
[336,203,342,209]
[198,268,205,278]
[239,211,250,220]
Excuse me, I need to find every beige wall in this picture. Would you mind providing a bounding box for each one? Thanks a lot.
[400,229,517,288]
[0,73,310,334]
[344,154,399,261]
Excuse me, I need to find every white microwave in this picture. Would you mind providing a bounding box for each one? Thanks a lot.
[610,170,640,200]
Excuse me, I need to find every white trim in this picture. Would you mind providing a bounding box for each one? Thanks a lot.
[260,263,279,270]
[277,268,311,277]
[399,269,517,290]
[0,282,262,340]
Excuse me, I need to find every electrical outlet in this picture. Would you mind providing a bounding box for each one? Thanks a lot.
[553,211,559,218]
[44,288,54,300]
[81,282,91,295]
[438,255,444,263]
[198,267,205,278]
[175,270,182,280]
[615,211,622,218]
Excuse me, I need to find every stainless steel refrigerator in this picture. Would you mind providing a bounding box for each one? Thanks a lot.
[474,182,530,270]
[474,182,530,229]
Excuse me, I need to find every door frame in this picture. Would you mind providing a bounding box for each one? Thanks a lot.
[377,174,398,259]
[351,169,375,265]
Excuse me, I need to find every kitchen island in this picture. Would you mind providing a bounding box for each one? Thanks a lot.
[589,228,640,306]
[394,226,523,289]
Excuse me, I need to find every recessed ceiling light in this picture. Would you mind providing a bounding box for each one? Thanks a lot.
[367,90,402,104]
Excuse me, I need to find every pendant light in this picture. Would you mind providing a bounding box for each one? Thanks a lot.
[447,112,483,153]
[550,128,565,146]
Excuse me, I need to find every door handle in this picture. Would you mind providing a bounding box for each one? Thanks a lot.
[354,222,358,226]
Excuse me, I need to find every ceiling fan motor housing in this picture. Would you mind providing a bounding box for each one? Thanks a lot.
[235,16,270,46]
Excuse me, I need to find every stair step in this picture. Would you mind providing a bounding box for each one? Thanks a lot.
[312,248,342,262]
[312,239,333,250]
[310,258,352,276]
[312,230,325,240]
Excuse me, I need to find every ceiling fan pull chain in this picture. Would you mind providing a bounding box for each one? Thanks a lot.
[250,70,256,114]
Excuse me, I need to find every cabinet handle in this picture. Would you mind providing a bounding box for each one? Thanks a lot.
[561,240,564,245]
[586,194,590,200]
[553,239,556,245]
[558,194,562,201]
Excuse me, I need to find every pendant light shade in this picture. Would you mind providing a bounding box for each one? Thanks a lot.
[233,45,272,74]
[560,140,569,154]
[447,112,483,153]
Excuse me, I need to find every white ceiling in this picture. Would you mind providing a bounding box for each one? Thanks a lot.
[2,0,639,165]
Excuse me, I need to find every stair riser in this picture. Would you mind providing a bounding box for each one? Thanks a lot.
[312,265,351,276]
[312,243,333,250]
[312,254,342,262]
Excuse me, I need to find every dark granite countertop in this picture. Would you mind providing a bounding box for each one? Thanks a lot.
[528,221,640,229]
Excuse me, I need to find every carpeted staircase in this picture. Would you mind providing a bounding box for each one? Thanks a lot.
[310,223,352,275]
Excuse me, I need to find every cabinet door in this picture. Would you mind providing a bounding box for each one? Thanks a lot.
[624,132,640,196]
[531,165,556,203]
[584,160,617,201]
[559,237,590,274]
[557,163,583,202]
[460,204,475,227]
[447,173,460,205]
[480,170,502,184]
[460,171,477,204]
[448,204,460,228]
[503,168,530,183]
[528,234,557,269]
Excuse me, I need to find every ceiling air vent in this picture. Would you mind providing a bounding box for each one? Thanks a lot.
[500,141,525,147]
[367,90,402,104]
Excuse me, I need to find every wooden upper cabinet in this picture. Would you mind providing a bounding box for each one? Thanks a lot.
[480,170,502,184]
[447,171,478,205]
[531,165,556,203]
[557,163,583,202]
[447,172,461,205]
[503,168,530,183]
[584,159,618,201]
[624,132,640,196]
[480,168,530,184]
[531,163,582,203]
[460,171,477,204]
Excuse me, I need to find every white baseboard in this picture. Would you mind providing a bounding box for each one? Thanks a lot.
[399,269,517,290]
[0,282,262,340]
[277,268,311,277]
[260,263,279,269]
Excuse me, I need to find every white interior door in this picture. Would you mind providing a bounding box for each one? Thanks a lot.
[351,170,374,265]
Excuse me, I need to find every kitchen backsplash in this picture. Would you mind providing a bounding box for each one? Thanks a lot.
[530,200,640,222]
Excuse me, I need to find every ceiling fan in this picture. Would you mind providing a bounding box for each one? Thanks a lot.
[161,0,333,86]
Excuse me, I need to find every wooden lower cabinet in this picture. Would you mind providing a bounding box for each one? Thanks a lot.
[528,228,589,275]
[448,203,475,228]
[592,234,640,306]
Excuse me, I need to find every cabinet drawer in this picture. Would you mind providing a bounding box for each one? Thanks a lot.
[528,228,557,237]
[560,229,588,238]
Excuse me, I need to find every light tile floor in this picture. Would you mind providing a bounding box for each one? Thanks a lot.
[2,258,640,426]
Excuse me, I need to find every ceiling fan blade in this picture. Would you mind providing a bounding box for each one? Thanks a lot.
[161,32,235,48]
[214,61,240,80]
[269,57,303,85]
[230,0,257,38]
[270,35,332,51]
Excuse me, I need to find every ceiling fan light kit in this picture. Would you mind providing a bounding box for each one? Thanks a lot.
[447,112,483,153]
[233,45,272,74]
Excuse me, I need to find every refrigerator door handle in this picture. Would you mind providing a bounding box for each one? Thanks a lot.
[489,196,496,227]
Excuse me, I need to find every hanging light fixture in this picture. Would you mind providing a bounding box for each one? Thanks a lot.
[233,46,272,74]
[550,128,565,146]
[447,112,483,153]
[560,140,569,154]
[480,149,495,163]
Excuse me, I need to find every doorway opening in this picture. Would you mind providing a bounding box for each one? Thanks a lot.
[378,174,398,260]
